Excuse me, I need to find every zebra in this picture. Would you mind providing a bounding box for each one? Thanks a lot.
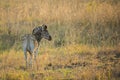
[21,24,52,69]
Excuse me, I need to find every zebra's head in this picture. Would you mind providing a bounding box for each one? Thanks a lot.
[32,24,52,42]
[41,24,52,41]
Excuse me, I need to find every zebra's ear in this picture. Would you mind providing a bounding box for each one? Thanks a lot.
[42,24,47,30]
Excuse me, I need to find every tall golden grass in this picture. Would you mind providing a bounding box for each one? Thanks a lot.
[0,0,119,50]
[0,0,119,25]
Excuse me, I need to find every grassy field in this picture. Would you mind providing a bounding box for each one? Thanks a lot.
[0,0,120,80]
[0,45,120,80]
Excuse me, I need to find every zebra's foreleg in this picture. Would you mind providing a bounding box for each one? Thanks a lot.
[34,48,39,70]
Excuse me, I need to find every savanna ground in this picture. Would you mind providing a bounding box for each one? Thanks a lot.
[0,0,120,80]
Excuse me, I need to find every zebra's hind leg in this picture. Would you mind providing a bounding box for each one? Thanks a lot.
[24,51,28,69]
[29,52,33,69]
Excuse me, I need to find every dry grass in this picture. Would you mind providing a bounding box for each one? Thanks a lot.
[0,0,120,47]
[0,45,120,80]
[0,0,120,80]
